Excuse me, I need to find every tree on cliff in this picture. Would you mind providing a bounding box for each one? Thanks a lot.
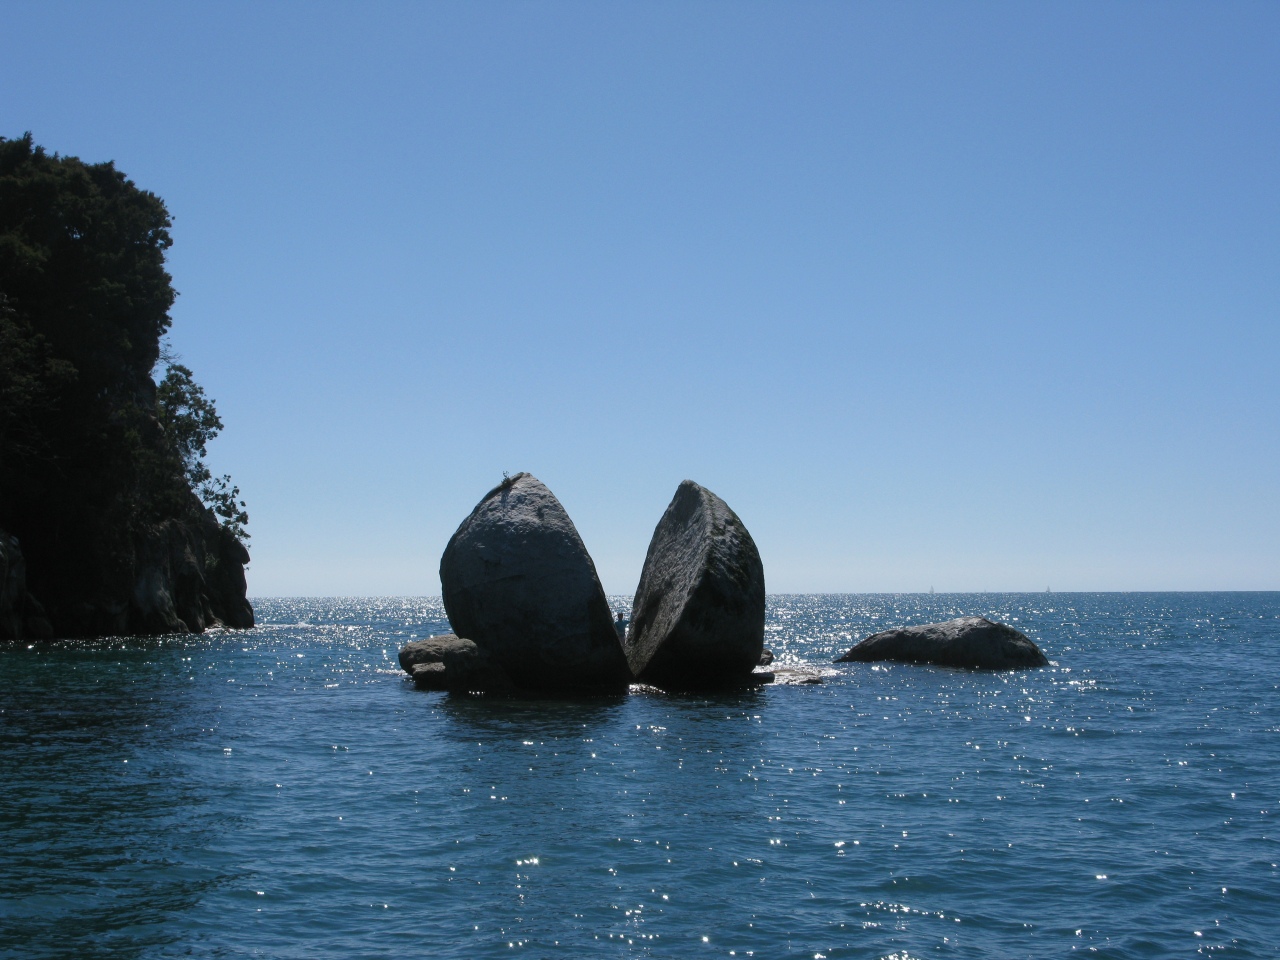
[156,362,249,542]
[0,133,252,637]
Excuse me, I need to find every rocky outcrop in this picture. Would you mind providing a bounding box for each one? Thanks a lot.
[754,666,823,685]
[626,480,765,690]
[1,531,26,640]
[5,495,252,639]
[0,531,53,641]
[439,473,632,694]
[834,616,1048,669]
[130,508,254,635]
[199,512,255,630]
[399,634,514,693]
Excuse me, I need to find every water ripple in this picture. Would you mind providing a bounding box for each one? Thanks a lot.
[1,593,1278,958]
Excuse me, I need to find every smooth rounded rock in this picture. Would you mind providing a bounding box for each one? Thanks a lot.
[626,480,765,690]
[439,473,632,693]
[834,616,1048,670]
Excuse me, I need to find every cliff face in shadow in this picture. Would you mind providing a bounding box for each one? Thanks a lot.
[0,134,252,639]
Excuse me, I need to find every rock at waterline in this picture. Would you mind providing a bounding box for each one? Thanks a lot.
[834,616,1048,670]
[439,473,632,694]
[0,532,54,641]
[398,634,513,692]
[131,511,254,635]
[626,480,766,690]
[751,666,823,685]
[399,632,468,673]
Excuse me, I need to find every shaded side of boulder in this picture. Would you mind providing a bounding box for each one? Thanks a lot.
[835,616,1048,669]
[399,634,513,693]
[439,473,632,694]
[626,480,765,690]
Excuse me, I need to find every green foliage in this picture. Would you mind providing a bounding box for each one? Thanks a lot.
[200,472,250,543]
[156,363,248,541]
[0,132,175,390]
[156,363,222,480]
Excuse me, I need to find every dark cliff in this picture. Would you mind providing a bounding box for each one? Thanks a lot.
[0,134,252,639]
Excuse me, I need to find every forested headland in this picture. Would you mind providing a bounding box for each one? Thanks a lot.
[0,133,253,639]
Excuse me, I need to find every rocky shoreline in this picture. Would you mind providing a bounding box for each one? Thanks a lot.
[0,513,254,641]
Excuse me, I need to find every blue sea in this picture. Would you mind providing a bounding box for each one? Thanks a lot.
[2,593,1278,959]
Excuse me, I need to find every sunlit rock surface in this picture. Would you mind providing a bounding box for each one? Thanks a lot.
[439,473,631,694]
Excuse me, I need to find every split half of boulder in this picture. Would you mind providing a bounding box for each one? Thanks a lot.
[834,616,1048,670]
[439,473,632,694]
[626,480,766,690]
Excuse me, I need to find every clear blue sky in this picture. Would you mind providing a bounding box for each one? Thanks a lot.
[4,2,1277,595]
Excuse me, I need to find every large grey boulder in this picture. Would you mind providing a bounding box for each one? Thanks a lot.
[439,473,632,694]
[626,480,765,690]
[835,616,1048,670]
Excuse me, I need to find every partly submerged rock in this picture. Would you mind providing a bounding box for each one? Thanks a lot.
[399,633,470,673]
[399,633,513,693]
[753,666,823,685]
[626,480,766,690]
[409,661,449,689]
[834,616,1048,670]
[439,473,632,694]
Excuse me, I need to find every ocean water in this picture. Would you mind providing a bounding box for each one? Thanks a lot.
[1,593,1278,959]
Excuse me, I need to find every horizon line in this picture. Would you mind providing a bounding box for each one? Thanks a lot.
[247,589,1280,600]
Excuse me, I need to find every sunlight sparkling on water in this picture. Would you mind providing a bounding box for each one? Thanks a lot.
[2,593,1278,958]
